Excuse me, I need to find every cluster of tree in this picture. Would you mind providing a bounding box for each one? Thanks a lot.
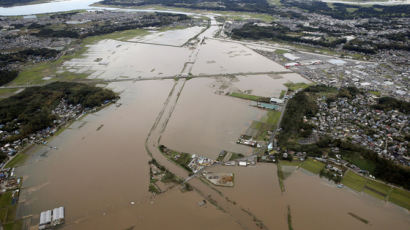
[278,87,319,145]
[0,70,18,86]
[320,168,342,184]
[0,48,59,68]
[278,85,410,190]
[36,28,80,38]
[35,13,189,39]
[335,139,410,190]
[28,23,46,29]
[101,0,275,13]
[343,39,410,54]
[0,82,117,142]
[280,0,410,19]
[372,97,410,114]
[231,23,347,48]
[0,0,36,7]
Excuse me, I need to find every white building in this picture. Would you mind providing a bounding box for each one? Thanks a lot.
[270,98,284,104]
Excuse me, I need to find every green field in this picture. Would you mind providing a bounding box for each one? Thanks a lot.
[252,110,281,140]
[363,179,391,200]
[229,92,263,101]
[5,153,29,168]
[389,188,410,210]
[301,158,325,174]
[284,82,311,91]
[341,170,367,192]
[0,88,18,99]
[0,191,20,228]
[342,154,376,174]
[341,170,410,210]
[266,111,281,126]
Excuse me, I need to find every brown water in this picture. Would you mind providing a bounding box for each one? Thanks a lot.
[161,77,266,159]
[210,164,288,230]
[130,26,205,46]
[284,170,410,230]
[15,22,410,230]
[63,39,192,80]
[16,80,173,226]
[191,39,289,76]
[228,73,309,98]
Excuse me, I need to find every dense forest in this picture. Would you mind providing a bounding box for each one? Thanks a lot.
[0,82,117,142]
[0,48,59,68]
[0,70,18,86]
[35,12,189,39]
[278,85,410,190]
[231,23,347,48]
[373,97,410,114]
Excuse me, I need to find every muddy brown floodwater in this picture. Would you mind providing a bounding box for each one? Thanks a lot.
[14,21,410,230]
[284,170,410,230]
[161,77,266,159]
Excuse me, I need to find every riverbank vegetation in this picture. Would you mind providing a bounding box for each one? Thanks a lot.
[0,182,23,229]
[159,145,193,172]
[148,159,181,194]
[229,92,264,102]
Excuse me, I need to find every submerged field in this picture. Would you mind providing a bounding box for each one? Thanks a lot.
[9,16,409,230]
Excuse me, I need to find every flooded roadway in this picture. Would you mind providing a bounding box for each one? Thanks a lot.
[14,13,409,230]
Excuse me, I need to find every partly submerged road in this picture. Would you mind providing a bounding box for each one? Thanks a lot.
[143,23,270,230]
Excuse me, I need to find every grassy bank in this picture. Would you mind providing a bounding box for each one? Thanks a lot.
[0,189,21,229]
[4,153,29,168]
[342,170,410,210]
[301,158,325,174]
[341,170,368,192]
[389,188,410,210]
[284,82,311,91]
[252,110,281,140]
[229,92,264,101]
[0,89,18,99]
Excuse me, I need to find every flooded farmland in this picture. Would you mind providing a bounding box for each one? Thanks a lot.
[63,39,192,80]
[129,26,205,46]
[285,170,410,230]
[12,17,409,230]
[16,80,174,227]
[191,39,290,76]
[161,77,266,159]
